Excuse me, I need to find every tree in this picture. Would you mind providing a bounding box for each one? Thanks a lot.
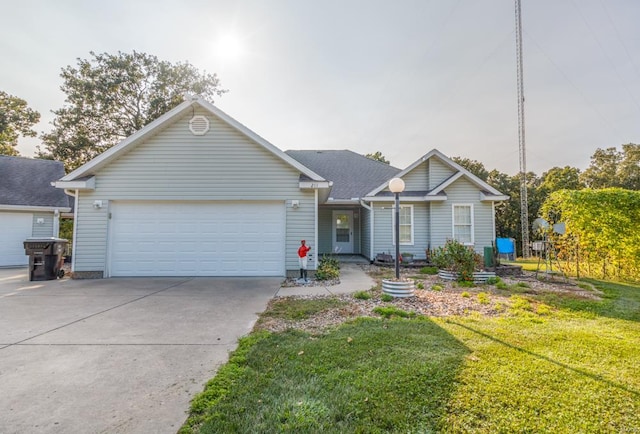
[540,166,584,193]
[365,151,390,164]
[451,157,489,181]
[0,91,40,156]
[580,144,640,190]
[38,51,226,170]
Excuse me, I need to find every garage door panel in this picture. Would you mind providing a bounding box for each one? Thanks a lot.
[0,212,33,266]
[110,202,285,276]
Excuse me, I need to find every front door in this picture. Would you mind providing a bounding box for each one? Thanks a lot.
[332,210,353,254]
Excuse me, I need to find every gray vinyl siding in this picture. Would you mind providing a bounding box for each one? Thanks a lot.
[31,213,54,238]
[429,157,455,188]
[361,207,371,260]
[353,209,361,254]
[402,161,429,191]
[74,108,315,275]
[317,207,362,255]
[429,177,494,254]
[318,207,332,254]
[372,202,429,260]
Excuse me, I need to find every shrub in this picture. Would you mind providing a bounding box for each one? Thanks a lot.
[432,284,444,291]
[496,281,509,290]
[432,239,483,282]
[315,255,340,281]
[415,281,425,289]
[461,291,471,298]
[419,266,438,275]
[380,293,394,302]
[353,291,371,300]
[486,276,501,285]
[477,292,490,304]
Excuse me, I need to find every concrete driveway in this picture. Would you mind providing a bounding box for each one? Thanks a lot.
[0,268,278,434]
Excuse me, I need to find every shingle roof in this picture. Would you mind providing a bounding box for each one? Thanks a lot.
[0,156,70,208]
[286,150,401,200]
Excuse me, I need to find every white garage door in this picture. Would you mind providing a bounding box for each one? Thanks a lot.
[0,212,33,266]
[109,202,285,277]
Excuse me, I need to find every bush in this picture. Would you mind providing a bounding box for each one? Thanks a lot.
[415,281,425,289]
[315,255,340,281]
[477,292,490,304]
[432,284,444,291]
[461,291,471,298]
[486,276,501,285]
[380,293,394,302]
[353,291,371,300]
[432,239,483,282]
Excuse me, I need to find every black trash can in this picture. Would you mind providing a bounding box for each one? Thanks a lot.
[23,238,68,281]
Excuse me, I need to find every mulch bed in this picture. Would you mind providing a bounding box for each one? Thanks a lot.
[257,265,601,334]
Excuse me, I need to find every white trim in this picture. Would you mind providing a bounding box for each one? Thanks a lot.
[71,189,79,273]
[365,148,504,197]
[363,195,447,202]
[53,177,95,191]
[480,192,510,201]
[452,203,474,245]
[0,204,71,213]
[428,172,464,195]
[391,204,414,246]
[299,181,332,189]
[59,98,326,184]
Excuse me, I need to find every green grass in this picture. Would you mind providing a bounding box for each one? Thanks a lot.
[182,279,640,433]
[257,297,347,322]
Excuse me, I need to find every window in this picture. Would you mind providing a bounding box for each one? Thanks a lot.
[453,204,474,245]
[392,205,414,245]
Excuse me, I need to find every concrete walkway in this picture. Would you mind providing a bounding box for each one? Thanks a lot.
[276,263,376,297]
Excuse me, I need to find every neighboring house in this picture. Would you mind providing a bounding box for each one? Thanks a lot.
[0,156,71,267]
[53,97,507,278]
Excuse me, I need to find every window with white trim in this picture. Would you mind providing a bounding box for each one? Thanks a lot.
[392,205,414,245]
[453,204,474,245]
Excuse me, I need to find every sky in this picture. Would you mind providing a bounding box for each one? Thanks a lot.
[1,0,639,175]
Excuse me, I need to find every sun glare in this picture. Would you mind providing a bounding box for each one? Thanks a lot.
[217,33,245,63]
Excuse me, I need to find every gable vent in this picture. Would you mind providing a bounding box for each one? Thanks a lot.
[189,115,210,136]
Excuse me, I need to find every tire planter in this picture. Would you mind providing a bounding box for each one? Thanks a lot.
[382,279,415,298]
[437,270,496,284]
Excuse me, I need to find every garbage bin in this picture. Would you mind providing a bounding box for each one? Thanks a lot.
[23,238,68,281]
[483,246,495,268]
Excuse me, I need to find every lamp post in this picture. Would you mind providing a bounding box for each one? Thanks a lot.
[388,177,405,280]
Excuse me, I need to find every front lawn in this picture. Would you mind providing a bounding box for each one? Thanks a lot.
[181,279,640,433]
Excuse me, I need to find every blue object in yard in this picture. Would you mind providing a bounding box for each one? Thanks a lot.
[496,238,515,260]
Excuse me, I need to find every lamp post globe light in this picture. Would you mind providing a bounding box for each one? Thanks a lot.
[388,177,405,279]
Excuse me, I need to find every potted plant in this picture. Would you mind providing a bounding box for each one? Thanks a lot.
[432,239,495,283]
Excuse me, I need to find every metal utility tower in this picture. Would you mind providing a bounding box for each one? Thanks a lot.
[515,0,530,258]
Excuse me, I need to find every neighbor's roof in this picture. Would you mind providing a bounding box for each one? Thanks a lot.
[0,156,70,209]
[286,150,401,200]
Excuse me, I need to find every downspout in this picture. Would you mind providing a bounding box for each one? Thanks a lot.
[314,189,318,269]
[65,189,79,273]
[492,201,496,242]
[360,200,373,260]
[53,209,60,238]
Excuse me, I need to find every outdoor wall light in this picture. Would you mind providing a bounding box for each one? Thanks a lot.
[291,200,299,209]
[93,200,103,209]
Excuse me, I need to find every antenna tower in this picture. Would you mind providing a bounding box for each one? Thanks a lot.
[515,0,530,258]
